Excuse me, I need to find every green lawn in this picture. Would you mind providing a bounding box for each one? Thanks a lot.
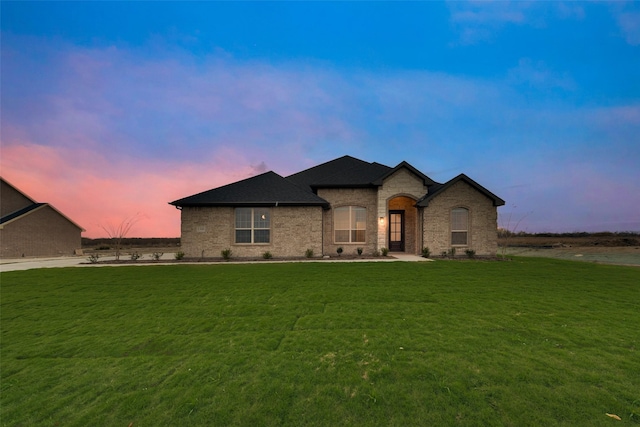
[1,259,639,426]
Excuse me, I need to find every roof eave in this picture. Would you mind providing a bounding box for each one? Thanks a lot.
[170,201,330,209]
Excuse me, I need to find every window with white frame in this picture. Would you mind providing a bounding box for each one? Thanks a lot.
[334,206,366,243]
[451,207,469,245]
[235,208,270,244]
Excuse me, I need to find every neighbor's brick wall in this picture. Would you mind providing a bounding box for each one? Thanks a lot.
[377,169,428,253]
[1,179,34,217]
[422,180,499,256]
[0,206,82,258]
[317,188,378,256]
[180,206,323,258]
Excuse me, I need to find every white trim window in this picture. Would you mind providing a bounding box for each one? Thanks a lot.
[451,207,469,246]
[334,206,366,243]
[235,208,270,244]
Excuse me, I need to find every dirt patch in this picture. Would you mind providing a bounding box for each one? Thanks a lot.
[498,234,640,266]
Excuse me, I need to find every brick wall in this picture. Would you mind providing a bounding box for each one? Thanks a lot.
[422,180,499,256]
[317,187,378,256]
[0,205,82,258]
[1,179,34,217]
[180,205,323,258]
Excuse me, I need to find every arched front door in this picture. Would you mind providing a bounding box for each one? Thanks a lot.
[389,210,405,252]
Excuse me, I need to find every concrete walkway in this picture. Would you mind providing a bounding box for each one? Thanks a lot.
[0,252,432,272]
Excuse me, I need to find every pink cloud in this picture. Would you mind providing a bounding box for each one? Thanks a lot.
[1,142,262,238]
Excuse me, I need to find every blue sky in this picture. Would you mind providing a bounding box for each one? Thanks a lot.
[2,1,639,237]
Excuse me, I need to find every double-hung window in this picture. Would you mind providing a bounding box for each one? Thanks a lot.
[235,208,270,244]
[334,206,366,243]
[451,208,469,246]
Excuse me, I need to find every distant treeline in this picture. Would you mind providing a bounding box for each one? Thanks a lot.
[82,237,180,248]
[497,230,640,238]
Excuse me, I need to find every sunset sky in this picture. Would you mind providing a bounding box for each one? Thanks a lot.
[2,1,639,237]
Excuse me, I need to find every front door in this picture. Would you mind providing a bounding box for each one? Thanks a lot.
[389,210,405,252]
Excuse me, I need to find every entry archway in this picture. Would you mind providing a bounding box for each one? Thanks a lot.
[387,195,418,254]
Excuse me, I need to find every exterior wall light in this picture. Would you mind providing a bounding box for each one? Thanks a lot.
[379,217,385,226]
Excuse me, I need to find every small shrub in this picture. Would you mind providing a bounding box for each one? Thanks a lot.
[465,249,476,259]
[441,251,448,258]
[87,254,100,264]
[357,247,363,256]
[221,248,232,260]
[175,251,185,260]
[151,252,163,261]
[262,251,273,259]
[421,246,431,258]
[337,247,343,256]
[97,245,110,251]
[305,248,314,258]
[381,247,389,256]
[448,247,456,258]
[130,252,142,261]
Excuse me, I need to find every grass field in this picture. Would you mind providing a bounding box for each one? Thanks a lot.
[1,259,639,426]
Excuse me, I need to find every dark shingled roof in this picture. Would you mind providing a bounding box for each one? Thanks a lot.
[169,171,330,208]
[285,155,393,190]
[170,156,504,210]
[416,174,505,207]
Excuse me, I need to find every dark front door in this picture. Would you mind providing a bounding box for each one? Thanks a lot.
[389,210,405,252]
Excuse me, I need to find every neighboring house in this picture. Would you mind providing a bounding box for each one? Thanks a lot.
[170,155,505,258]
[0,177,84,258]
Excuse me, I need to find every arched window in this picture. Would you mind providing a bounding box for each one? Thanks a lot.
[334,206,366,243]
[451,208,469,246]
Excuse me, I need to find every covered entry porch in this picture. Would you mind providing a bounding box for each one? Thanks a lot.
[384,195,420,255]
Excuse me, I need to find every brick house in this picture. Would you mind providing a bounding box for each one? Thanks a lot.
[1,177,84,258]
[170,156,504,258]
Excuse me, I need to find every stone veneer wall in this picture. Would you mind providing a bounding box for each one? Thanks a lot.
[0,206,82,258]
[377,169,428,253]
[422,180,499,256]
[180,205,323,258]
[317,187,378,256]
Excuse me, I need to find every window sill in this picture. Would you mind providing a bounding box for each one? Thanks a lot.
[233,243,271,246]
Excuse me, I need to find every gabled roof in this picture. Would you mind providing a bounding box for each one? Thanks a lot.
[371,161,436,187]
[0,177,36,205]
[169,171,330,208]
[285,155,392,190]
[0,177,85,231]
[170,156,504,210]
[0,203,86,231]
[416,174,505,207]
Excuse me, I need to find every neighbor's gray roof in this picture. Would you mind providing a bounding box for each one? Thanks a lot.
[0,203,86,230]
[169,171,330,208]
[0,203,47,225]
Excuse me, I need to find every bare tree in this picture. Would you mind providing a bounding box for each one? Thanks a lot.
[498,206,530,258]
[100,213,144,261]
